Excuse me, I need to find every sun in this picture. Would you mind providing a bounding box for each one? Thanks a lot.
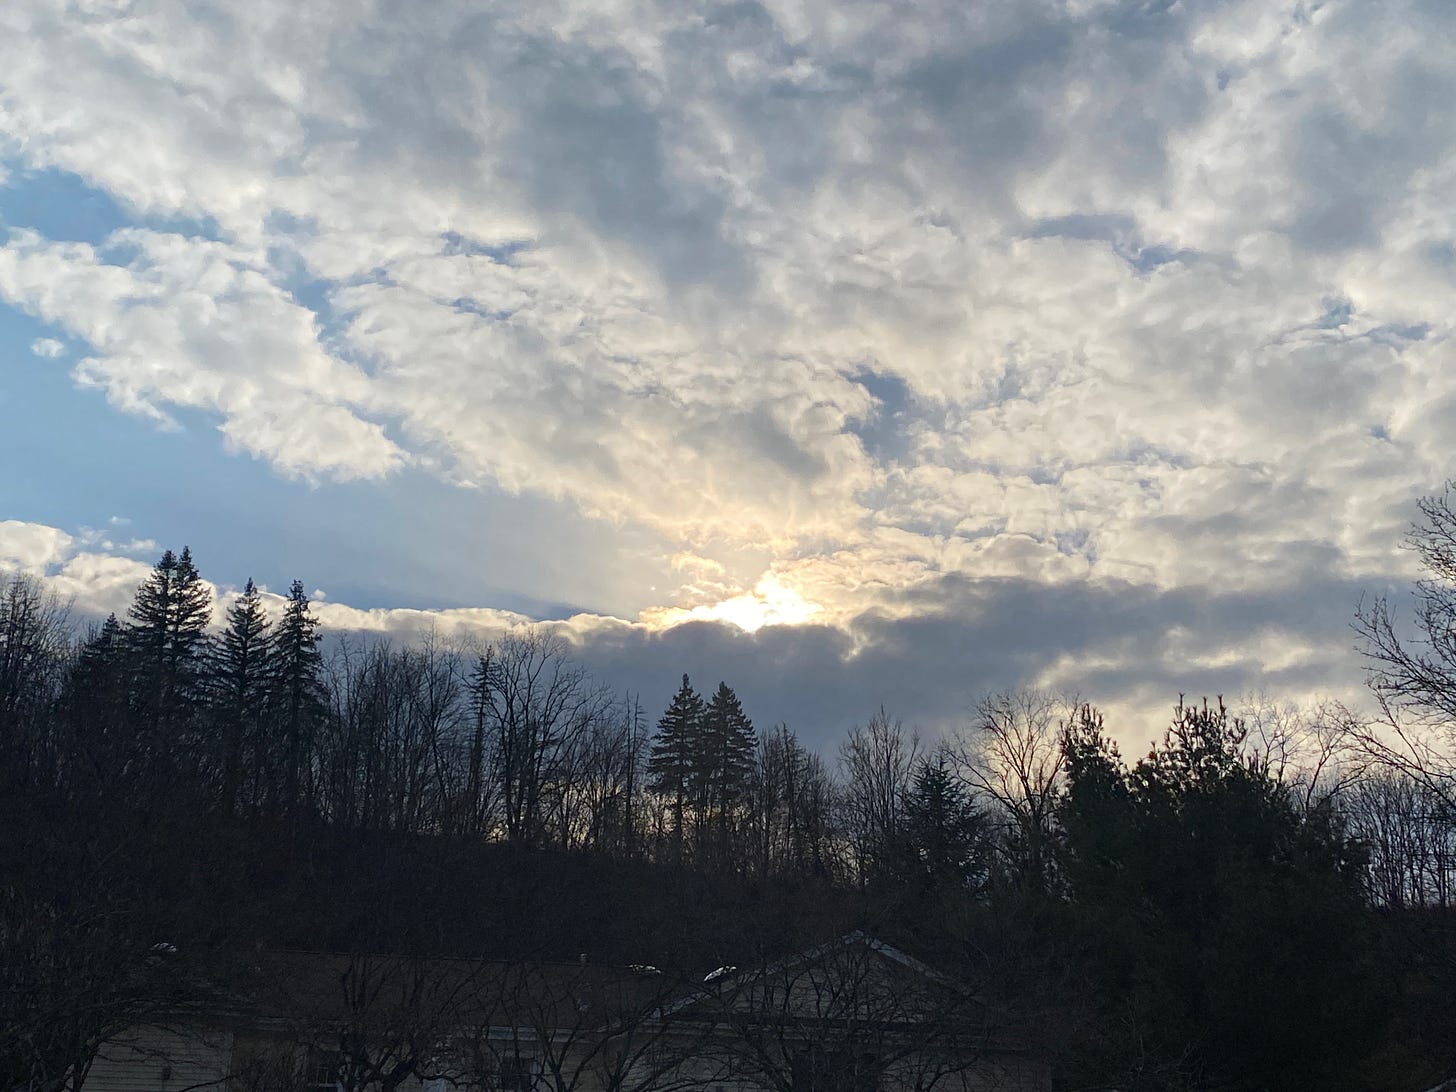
[643,572,823,634]
[700,577,822,633]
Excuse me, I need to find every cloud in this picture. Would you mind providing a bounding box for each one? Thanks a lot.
[0,229,403,480]
[6,517,1378,753]
[0,0,1452,723]
[0,520,72,570]
[29,336,63,358]
[44,551,157,620]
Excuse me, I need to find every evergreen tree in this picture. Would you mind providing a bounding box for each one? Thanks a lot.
[648,675,704,859]
[268,580,326,815]
[463,649,497,837]
[1056,700,1382,1091]
[124,547,213,779]
[57,614,130,796]
[212,579,273,815]
[895,751,990,893]
[700,681,757,860]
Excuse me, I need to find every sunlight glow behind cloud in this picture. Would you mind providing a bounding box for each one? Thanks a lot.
[642,572,824,634]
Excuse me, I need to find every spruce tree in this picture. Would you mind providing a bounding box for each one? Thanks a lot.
[268,580,326,814]
[647,674,704,858]
[897,752,989,892]
[701,681,757,859]
[212,579,272,815]
[125,547,213,777]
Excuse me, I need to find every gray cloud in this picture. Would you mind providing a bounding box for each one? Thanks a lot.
[567,568,1377,753]
[1,0,1453,723]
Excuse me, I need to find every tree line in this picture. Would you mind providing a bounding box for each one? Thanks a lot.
[16,483,1456,1087]
[0,551,921,881]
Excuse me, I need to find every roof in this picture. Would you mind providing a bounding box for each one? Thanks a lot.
[238,950,684,1033]
[210,934,1026,1054]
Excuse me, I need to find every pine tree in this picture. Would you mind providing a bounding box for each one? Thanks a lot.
[268,580,326,815]
[212,579,272,815]
[647,674,704,859]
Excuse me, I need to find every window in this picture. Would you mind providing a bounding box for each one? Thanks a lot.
[304,1048,341,1092]
[495,1053,536,1092]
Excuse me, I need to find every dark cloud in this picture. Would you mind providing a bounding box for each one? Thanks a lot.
[568,570,1374,753]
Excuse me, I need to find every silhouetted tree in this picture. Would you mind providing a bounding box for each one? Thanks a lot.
[648,675,704,861]
[124,547,212,787]
[474,629,614,848]
[55,614,129,800]
[0,574,68,791]
[269,579,326,815]
[956,690,1067,895]
[461,648,501,837]
[698,681,756,862]
[576,695,648,857]
[1058,700,1381,1090]
[1344,769,1456,907]
[750,724,837,879]
[212,578,273,815]
[839,708,919,881]
[1350,482,1456,811]
[891,751,990,895]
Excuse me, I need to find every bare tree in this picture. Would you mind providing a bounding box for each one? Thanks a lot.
[573,695,648,857]
[253,951,489,1092]
[1352,482,1456,808]
[753,725,839,879]
[451,961,714,1092]
[0,573,70,789]
[1238,693,1367,814]
[838,709,920,881]
[317,635,474,835]
[475,629,616,849]
[0,846,212,1092]
[1343,769,1456,908]
[953,691,1069,894]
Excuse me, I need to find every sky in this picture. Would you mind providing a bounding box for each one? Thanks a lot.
[0,0,1450,752]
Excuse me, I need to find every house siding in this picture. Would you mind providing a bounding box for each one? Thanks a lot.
[85,1024,234,1092]
[85,1023,1049,1092]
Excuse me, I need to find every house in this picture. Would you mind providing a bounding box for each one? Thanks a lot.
[83,934,1050,1091]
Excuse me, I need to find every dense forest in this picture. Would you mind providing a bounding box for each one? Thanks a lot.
[12,490,1456,1089]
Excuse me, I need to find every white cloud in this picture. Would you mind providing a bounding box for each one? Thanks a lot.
[0,229,403,480]
[45,551,156,620]
[0,0,1452,718]
[29,337,64,358]
[0,520,72,571]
